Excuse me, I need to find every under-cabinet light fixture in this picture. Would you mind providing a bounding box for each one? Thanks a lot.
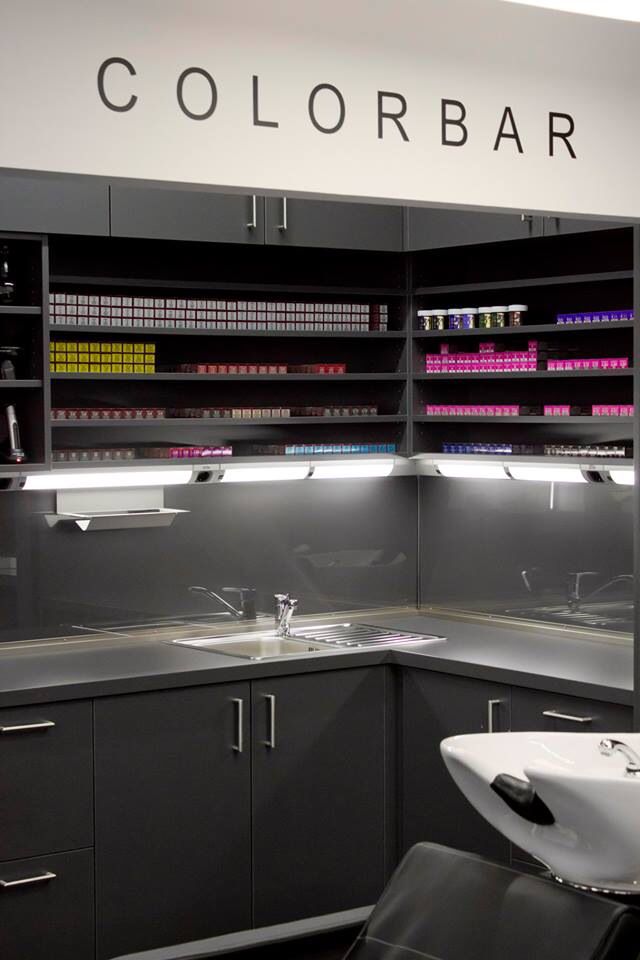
[311,459,395,479]
[506,464,588,483]
[502,1,640,22]
[609,469,635,486]
[22,468,194,491]
[434,462,509,480]
[219,463,310,483]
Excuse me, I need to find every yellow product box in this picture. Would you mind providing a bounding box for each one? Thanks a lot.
[100,343,112,354]
[66,363,78,373]
[90,343,101,354]
[66,349,78,359]
[122,343,134,355]
[134,363,146,373]
[90,363,102,373]
[111,363,123,373]
[78,342,89,352]
[55,342,67,353]
[78,363,89,373]
[144,344,156,354]
[100,363,112,373]
[111,343,123,354]
[134,343,145,354]
[55,363,67,372]
[123,362,134,373]
[144,364,155,373]
[78,354,90,366]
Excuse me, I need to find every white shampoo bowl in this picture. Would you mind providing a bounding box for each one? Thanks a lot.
[441,732,640,894]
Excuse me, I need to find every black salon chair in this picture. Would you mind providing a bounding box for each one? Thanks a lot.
[115,843,640,960]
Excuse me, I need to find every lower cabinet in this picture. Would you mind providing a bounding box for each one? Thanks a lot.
[510,687,633,733]
[0,849,94,960]
[400,669,511,863]
[94,682,252,960]
[252,668,387,926]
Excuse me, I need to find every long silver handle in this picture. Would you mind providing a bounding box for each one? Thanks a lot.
[487,699,502,733]
[231,698,244,753]
[0,720,55,734]
[277,197,288,232]
[263,694,276,748]
[543,710,593,724]
[246,195,257,230]
[0,871,56,889]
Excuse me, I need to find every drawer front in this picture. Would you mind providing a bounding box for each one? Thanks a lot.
[0,701,93,860]
[0,849,94,960]
[511,688,632,733]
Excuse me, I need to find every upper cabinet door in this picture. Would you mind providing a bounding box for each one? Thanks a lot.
[110,186,265,244]
[405,207,543,251]
[265,197,404,251]
[542,216,629,237]
[0,171,109,236]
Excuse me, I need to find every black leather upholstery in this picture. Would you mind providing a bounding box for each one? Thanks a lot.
[345,844,640,960]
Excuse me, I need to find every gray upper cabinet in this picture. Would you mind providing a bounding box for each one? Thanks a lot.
[265,196,404,251]
[405,207,543,251]
[0,171,109,236]
[542,216,629,237]
[110,186,265,244]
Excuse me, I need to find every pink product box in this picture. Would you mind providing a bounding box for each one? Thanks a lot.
[593,404,634,417]
[424,404,519,416]
[549,357,629,371]
[544,405,571,417]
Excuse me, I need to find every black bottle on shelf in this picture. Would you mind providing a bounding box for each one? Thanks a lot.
[0,245,15,303]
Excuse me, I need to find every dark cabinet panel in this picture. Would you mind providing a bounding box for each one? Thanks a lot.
[0,171,109,235]
[405,207,542,250]
[400,669,510,863]
[95,683,251,960]
[110,186,265,244]
[265,197,403,251]
[0,849,94,960]
[252,668,387,926]
[0,700,93,861]
[511,687,632,733]
[542,216,628,237]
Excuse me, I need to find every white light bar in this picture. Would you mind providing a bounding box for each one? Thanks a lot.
[502,1,640,21]
[219,463,309,483]
[23,468,194,491]
[312,459,395,479]
[609,469,635,486]
[435,461,508,480]
[507,464,587,483]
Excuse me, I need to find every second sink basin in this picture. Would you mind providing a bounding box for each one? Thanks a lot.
[170,622,445,660]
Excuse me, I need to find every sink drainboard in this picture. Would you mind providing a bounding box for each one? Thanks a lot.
[293,623,445,648]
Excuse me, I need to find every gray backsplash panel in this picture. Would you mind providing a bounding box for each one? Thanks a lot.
[419,477,633,635]
[0,476,418,642]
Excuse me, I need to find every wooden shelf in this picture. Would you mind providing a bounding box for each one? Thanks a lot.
[414,270,633,296]
[50,324,405,340]
[413,321,634,339]
[413,369,633,381]
[49,275,405,298]
[52,415,408,428]
[51,372,405,383]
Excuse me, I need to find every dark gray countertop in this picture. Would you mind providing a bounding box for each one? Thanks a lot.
[0,608,632,708]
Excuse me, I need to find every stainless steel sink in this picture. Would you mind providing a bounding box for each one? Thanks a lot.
[169,623,445,660]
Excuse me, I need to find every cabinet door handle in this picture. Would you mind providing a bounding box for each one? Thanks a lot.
[0,871,56,889]
[487,699,503,733]
[231,698,244,753]
[277,197,288,232]
[263,694,276,748]
[246,195,257,230]
[543,710,593,724]
[0,720,55,734]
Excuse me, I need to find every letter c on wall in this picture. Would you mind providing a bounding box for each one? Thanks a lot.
[97,57,137,112]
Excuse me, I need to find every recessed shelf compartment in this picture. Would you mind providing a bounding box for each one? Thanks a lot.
[51,372,406,382]
[414,270,634,297]
[413,321,634,339]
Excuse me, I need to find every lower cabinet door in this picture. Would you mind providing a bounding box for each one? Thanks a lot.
[95,683,252,960]
[401,669,511,863]
[0,849,94,960]
[252,668,387,926]
[510,688,633,733]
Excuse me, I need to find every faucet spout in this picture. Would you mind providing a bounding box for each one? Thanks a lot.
[274,593,299,638]
[599,738,640,777]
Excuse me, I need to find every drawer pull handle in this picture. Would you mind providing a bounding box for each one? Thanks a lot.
[487,699,503,733]
[277,197,288,232]
[231,698,244,753]
[543,710,593,724]
[246,195,258,231]
[0,871,56,889]
[263,694,276,749]
[0,720,56,734]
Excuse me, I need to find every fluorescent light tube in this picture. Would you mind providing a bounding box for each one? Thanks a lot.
[609,469,634,486]
[435,461,508,480]
[508,464,587,483]
[23,468,193,490]
[502,1,640,22]
[312,459,395,479]
[220,464,309,483]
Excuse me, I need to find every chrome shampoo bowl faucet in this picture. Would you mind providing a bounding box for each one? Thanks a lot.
[599,739,640,777]
[274,593,299,638]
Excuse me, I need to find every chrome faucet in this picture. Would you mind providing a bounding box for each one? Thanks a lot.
[189,585,257,621]
[274,593,298,638]
[599,738,640,777]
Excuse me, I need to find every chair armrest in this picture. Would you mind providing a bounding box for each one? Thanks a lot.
[114,906,372,960]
